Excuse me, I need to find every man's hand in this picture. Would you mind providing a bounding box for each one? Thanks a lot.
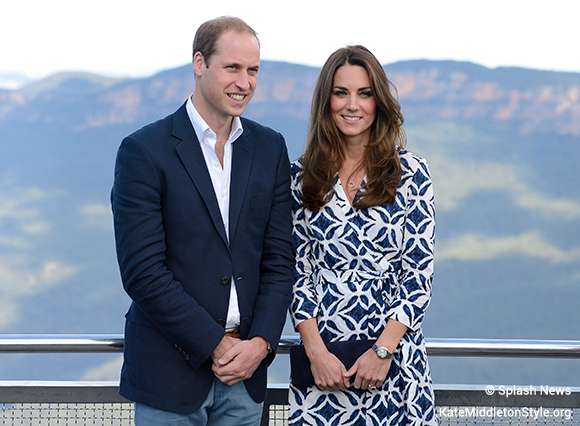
[211,336,269,385]
[210,335,241,366]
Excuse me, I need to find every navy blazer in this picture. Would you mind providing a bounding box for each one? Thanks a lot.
[111,102,295,414]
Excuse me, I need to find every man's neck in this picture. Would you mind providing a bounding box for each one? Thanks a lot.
[190,94,233,142]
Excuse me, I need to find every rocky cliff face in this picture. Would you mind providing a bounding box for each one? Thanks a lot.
[2,60,578,137]
[384,61,580,135]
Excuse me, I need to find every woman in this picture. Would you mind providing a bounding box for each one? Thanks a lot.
[289,45,437,425]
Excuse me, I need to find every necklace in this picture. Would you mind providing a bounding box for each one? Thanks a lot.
[341,164,363,190]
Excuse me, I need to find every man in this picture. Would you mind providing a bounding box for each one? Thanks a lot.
[111,16,294,425]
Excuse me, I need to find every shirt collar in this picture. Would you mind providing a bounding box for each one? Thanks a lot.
[186,95,243,144]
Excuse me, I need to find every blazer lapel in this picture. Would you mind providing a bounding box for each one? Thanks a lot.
[229,128,254,241]
[172,104,229,246]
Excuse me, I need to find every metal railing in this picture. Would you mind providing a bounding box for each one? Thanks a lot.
[1,335,580,425]
[2,334,580,358]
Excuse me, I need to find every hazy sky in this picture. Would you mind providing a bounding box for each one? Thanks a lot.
[2,0,579,79]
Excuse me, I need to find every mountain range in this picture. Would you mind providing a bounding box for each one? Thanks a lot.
[0,59,579,386]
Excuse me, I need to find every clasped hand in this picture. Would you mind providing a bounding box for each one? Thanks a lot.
[211,335,268,386]
[310,349,391,392]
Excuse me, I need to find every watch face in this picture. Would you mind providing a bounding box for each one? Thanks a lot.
[373,343,392,359]
[377,347,388,358]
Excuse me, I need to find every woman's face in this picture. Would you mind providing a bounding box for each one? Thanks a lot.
[330,64,376,145]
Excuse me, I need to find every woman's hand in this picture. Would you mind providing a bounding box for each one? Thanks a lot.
[308,347,351,391]
[297,318,350,391]
[345,319,408,390]
[345,349,391,390]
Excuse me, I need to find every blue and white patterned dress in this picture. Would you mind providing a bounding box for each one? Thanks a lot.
[288,150,437,426]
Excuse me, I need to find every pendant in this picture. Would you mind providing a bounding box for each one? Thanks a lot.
[348,180,355,188]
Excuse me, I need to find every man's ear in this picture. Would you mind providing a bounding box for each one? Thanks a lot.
[193,52,205,77]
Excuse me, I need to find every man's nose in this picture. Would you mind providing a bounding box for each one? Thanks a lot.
[236,72,250,91]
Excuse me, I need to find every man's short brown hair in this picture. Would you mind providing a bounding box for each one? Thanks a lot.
[192,16,259,66]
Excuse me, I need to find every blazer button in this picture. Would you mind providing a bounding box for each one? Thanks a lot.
[221,277,230,285]
[217,319,226,327]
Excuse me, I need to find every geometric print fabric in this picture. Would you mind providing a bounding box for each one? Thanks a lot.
[289,150,438,425]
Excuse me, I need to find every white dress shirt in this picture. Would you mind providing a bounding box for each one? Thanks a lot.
[186,96,243,329]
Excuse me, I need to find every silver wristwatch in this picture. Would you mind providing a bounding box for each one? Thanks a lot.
[372,343,393,359]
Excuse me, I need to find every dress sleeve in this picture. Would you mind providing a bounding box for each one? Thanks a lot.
[289,163,320,328]
[387,155,435,332]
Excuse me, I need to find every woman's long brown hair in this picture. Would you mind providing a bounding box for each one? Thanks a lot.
[300,45,407,211]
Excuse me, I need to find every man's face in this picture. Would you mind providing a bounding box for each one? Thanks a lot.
[193,30,260,127]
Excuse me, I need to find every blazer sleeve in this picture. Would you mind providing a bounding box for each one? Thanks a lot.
[111,132,224,369]
[245,132,295,361]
